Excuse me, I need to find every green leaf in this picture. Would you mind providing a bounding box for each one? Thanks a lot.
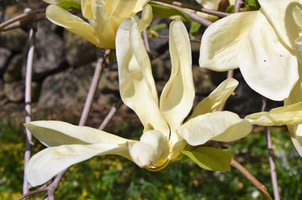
[149,2,191,21]
[151,23,167,32]
[181,147,232,171]
[245,0,261,11]
[189,21,201,36]
[57,0,81,10]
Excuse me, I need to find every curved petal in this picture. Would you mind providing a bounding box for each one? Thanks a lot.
[116,18,169,134]
[245,102,302,126]
[45,5,99,46]
[93,0,115,48]
[238,9,298,101]
[291,136,302,156]
[24,121,129,147]
[195,0,221,10]
[160,20,194,130]
[128,130,169,168]
[26,143,131,187]
[178,111,252,146]
[188,78,238,120]
[109,0,138,32]
[137,4,153,32]
[132,0,150,14]
[199,11,257,71]
[81,0,94,20]
[259,0,300,50]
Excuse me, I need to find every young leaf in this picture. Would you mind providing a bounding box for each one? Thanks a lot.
[149,2,191,21]
[245,0,261,11]
[189,21,202,37]
[57,0,81,10]
[181,147,232,171]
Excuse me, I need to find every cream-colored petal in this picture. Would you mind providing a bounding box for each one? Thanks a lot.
[24,121,129,147]
[178,111,252,146]
[259,0,300,50]
[116,18,169,134]
[245,102,302,126]
[291,136,302,156]
[238,9,298,101]
[26,143,130,187]
[132,0,149,14]
[169,139,187,162]
[93,0,115,48]
[137,4,153,32]
[199,11,257,71]
[188,78,238,120]
[160,20,194,130]
[128,130,169,168]
[195,0,220,10]
[293,6,302,29]
[288,124,302,156]
[46,5,99,46]
[109,0,138,33]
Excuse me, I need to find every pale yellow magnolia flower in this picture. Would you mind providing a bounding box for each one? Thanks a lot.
[44,0,151,49]
[199,0,301,101]
[25,19,252,187]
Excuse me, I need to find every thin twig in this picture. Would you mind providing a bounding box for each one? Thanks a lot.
[143,29,151,53]
[23,27,36,196]
[231,158,273,200]
[151,1,213,27]
[151,0,230,17]
[99,99,123,130]
[22,2,37,194]
[262,98,280,200]
[0,9,45,30]
[234,0,243,13]
[79,49,110,126]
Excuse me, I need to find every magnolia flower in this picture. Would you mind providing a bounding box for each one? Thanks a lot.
[25,19,252,187]
[199,0,301,101]
[44,0,151,49]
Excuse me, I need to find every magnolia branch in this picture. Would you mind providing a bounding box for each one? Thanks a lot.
[152,0,230,17]
[0,9,45,30]
[231,158,273,200]
[262,98,280,200]
[151,1,212,26]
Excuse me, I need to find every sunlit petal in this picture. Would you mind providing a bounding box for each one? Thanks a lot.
[199,11,257,71]
[116,18,169,134]
[195,0,221,10]
[178,111,252,146]
[259,0,299,50]
[128,130,169,168]
[137,4,153,32]
[45,5,99,46]
[109,0,138,31]
[238,9,298,101]
[188,78,238,120]
[160,20,194,130]
[93,0,115,48]
[245,102,302,126]
[26,144,130,187]
[24,121,130,147]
